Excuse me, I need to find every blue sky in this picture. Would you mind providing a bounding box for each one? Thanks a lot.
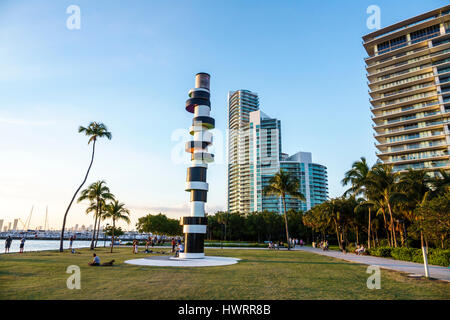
[0,0,447,230]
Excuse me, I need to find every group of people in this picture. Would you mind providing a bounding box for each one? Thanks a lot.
[312,240,329,251]
[129,237,185,256]
[4,236,26,253]
[268,240,283,250]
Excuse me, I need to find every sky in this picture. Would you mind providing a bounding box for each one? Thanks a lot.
[0,0,447,230]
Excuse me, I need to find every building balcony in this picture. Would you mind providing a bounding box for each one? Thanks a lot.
[376,141,448,156]
[373,120,448,138]
[382,153,449,165]
[371,100,441,120]
[372,110,447,129]
[366,48,450,78]
[374,132,446,147]
[371,91,438,111]
[369,82,436,102]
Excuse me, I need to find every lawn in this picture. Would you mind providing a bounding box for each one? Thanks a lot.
[0,247,448,300]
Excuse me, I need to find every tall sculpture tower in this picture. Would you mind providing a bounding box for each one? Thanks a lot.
[180,73,214,259]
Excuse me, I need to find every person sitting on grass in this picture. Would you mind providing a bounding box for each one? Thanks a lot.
[356,244,365,255]
[88,253,101,266]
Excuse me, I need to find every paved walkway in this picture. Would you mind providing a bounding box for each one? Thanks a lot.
[295,246,450,281]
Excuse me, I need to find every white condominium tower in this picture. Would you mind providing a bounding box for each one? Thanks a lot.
[363,5,450,173]
[227,90,259,213]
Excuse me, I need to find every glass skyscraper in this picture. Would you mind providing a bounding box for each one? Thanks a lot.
[280,152,328,211]
[227,91,328,213]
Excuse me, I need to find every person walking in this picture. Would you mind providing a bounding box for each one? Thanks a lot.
[19,237,26,253]
[132,239,138,254]
[5,236,12,253]
[171,238,176,253]
[69,235,74,250]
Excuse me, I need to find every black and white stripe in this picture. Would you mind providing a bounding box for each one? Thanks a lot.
[180,72,213,259]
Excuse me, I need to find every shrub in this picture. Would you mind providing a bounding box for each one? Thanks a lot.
[367,246,450,267]
[428,249,450,267]
[368,246,393,257]
[391,247,416,261]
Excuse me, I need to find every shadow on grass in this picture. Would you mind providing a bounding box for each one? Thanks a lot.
[241,259,351,265]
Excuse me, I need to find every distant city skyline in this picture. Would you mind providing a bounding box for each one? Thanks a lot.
[0,0,447,229]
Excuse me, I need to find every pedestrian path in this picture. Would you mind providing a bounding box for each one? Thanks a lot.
[294,246,450,281]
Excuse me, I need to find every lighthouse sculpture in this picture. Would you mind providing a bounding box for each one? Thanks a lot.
[180,73,214,259]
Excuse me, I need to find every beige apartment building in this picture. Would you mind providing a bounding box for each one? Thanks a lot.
[363,5,450,173]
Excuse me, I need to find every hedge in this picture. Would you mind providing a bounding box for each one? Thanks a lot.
[367,246,450,267]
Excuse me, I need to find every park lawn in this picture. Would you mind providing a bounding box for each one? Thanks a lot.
[0,247,448,300]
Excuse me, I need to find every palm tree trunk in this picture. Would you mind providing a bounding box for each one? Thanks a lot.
[368,207,371,249]
[110,219,115,253]
[95,220,101,248]
[356,225,359,245]
[60,140,96,252]
[381,210,390,247]
[282,195,290,250]
[387,201,397,247]
[90,214,98,250]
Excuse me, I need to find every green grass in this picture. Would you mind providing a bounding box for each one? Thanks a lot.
[0,247,448,300]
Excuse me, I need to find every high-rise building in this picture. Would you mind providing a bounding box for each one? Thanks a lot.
[281,152,328,211]
[227,90,328,213]
[227,90,260,213]
[0,219,3,232]
[363,6,450,173]
[13,219,18,231]
[249,110,282,212]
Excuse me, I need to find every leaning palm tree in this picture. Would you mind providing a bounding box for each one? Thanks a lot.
[59,122,112,252]
[103,200,130,253]
[263,170,305,250]
[77,180,115,249]
[341,157,373,248]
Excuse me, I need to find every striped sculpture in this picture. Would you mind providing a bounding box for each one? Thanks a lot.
[180,72,214,259]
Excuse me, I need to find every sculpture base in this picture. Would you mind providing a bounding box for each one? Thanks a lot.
[179,252,204,259]
[125,255,240,267]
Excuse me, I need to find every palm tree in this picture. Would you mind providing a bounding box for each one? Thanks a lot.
[396,169,433,247]
[103,200,130,253]
[263,170,305,250]
[430,169,450,196]
[59,122,112,252]
[78,180,115,249]
[341,157,373,248]
[366,163,399,247]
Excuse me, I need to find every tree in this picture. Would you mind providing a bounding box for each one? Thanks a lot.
[394,169,432,247]
[103,225,124,237]
[103,200,130,253]
[341,157,373,248]
[366,163,399,247]
[136,213,182,236]
[77,180,114,249]
[59,122,112,252]
[263,170,305,250]
[414,192,450,249]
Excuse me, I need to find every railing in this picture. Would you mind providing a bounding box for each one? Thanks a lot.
[369,31,442,58]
